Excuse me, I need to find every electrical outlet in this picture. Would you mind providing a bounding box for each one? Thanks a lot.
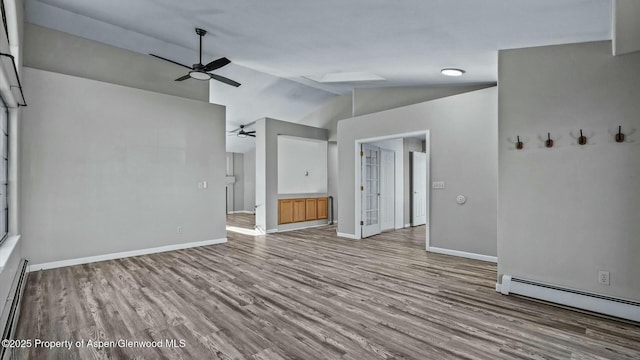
[598,271,610,285]
[177,226,183,234]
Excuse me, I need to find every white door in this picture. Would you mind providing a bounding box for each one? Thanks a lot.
[379,149,395,231]
[411,151,427,226]
[361,144,381,238]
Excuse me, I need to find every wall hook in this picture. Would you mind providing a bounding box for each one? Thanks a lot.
[615,126,625,143]
[516,136,523,150]
[545,132,554,148]
[578,129,587,145]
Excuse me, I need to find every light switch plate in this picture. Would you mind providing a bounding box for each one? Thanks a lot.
[432,181,445,189]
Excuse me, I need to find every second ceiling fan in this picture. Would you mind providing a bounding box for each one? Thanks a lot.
[150,28,241,87]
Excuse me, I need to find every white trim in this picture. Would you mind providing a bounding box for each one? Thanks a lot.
[29,238,227,271]
[404,223,411,228]
[228,210,254,214]
[427,246,497,263]
[266,229,278,234]
[500,275,512,295]
[0,235,21,271]
[499,275,640,323]
[337,232,359,240]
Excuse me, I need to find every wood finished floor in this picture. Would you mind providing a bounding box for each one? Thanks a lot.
[15,214,640,359]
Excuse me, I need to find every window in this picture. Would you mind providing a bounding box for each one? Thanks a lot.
[0,99,7,244]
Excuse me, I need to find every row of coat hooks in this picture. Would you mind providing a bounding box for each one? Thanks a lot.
[516,126,627,150]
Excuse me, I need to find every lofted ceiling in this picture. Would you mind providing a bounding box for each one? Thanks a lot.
[25,0,612,153]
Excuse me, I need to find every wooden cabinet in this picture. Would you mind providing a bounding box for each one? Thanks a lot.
[317,197,328,220]
[279,199,294,224]
[278,197,329,225]
[306,198,317,221]
[293,199,306,222]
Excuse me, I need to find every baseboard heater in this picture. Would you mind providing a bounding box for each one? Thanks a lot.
[1,259,29,360]
[499,275,640,323]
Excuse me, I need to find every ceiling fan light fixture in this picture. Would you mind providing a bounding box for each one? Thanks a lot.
[189,71,211,81]
[237,132,248,138]
[441,68,466,77]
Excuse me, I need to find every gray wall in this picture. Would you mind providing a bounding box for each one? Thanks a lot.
[24,23,208,102]
[353,84,494,117]
[498,41,640,301]
[338,88,497,256]
[243,149,256,212]
[255,118,328,232]
[21,68,227,265]
[298,95,352,141]
[403,138,425,226]
[327,142,338,223]
[232,153,244,212]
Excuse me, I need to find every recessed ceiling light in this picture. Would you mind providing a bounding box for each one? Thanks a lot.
[441,68,466,77]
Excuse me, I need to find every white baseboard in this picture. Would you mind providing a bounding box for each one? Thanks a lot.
[499,275,640,323]
[404,223,411,228]
[266,229,278,234]
[337,232,359,240]
[427,246,497,263]
[29,238,228,271]
[228,210,254,214]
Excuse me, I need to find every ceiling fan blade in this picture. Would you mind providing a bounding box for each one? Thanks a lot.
[150,54,192,70]
[245,131,256,134]
[210,73,241,87]
[204,57,231,72]
[248,134,256,137]
[175,74,191,81]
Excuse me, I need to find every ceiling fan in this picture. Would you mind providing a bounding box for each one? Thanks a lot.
[228,124,256,138]
[150,28,241,87]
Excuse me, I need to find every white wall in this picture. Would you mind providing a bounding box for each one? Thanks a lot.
[243,149,255,212]
[21,68,227,265]
[367,138,404,229]
[277,136,327,194]
[338,88,497,257]
[498,41,640,301]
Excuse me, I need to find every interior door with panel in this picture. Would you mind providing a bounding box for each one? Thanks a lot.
[379,149,395,231]
[411,151,428,226]
[361,144,381,238]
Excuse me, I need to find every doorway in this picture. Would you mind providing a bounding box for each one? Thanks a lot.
[355,131,430,244]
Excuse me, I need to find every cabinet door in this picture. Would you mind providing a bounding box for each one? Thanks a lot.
[279,199,294,224]
[317,197,328,220]
[293,199,306,223]
[306,198,317,221]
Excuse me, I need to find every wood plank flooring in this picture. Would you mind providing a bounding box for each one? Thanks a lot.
[14,214,640,359]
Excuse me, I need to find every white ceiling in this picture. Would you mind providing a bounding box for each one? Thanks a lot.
[25,0,612,153]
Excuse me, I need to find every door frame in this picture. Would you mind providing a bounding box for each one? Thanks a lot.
[361,144,382,238]
[379,148,395,232]
[354,130,430,249]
